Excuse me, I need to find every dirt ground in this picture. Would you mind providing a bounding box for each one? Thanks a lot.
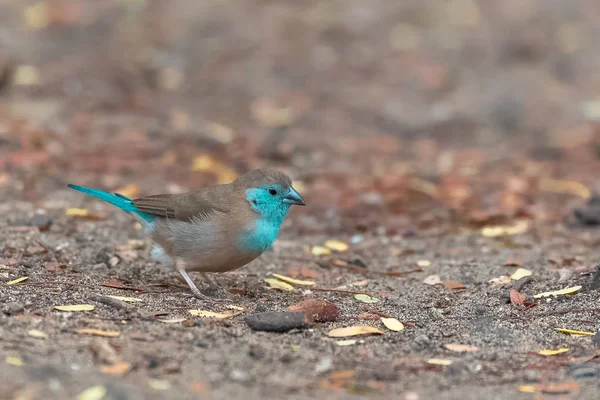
[2,1,600,399]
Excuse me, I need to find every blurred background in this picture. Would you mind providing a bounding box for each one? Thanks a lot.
[2,0,600,236]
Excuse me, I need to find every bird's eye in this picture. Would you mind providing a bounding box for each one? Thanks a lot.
[269,189,278,196]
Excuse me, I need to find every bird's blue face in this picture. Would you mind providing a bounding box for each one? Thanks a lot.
[242,184,305,253]
[246,184,305,225]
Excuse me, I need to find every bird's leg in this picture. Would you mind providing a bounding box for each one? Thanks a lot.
[177,267,212,300]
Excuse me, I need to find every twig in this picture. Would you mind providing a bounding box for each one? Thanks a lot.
[538,308,600,317]
[311,287,372,296]
[22,281,91,289]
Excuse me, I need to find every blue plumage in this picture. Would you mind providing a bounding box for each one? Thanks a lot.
[66,184,155,223]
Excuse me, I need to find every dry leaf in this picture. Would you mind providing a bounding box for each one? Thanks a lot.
[7,276,28,285]
[75,329,120,338]
[311,246,332,256]
[489,276,512,286]
[105,295,142,303]
[188,310,238,319]
[76,385,106,400]
[444,343,479,352]
[538,348,569,356]
[328,326,384,338]
[554,328,595,336]
[156,318,186,324]
[6,356,23,366]
[65,208,90,217]
[381,318,404,332]
[442,280,465,289]
[324,240,349,252]
[481,220,529,237]
[518,385,537,393]
[100,361,131,376]
[423,275,441,285]
[288,299,339,322]
[54,304,95,312]
[534,286,582,298]
[518,381,580,395]
[509,289,526,306]
[272,273,315,286]
[426,358,453,366]
[510,268,532,280]
[539,179,591,199]
[114,184,139,198]
[148,379,171,391]
[264,278,294,291]
[27,330,48,339]
[354,294,378,303]
[225,305,245,311]
[417,260,431,267]
[335,340,358,346]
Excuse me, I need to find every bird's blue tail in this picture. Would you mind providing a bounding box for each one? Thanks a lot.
[67,184,154,223]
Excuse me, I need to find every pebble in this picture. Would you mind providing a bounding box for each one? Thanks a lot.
[245,311,313,332]
[4,302,25,315]
[27,214,53,231]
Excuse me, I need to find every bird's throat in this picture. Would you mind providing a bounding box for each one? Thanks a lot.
[239,217,281,253]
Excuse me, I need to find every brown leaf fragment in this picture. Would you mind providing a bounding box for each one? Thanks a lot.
[288,298,340,322]
[100,361,131,376]
[510,289,526,306]
[245,311,313,332]
[442,280,465,289]
[444,343,480,352]
[328,326,384,337]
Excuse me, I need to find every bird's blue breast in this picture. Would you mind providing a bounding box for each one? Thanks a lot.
[238,218,280,253]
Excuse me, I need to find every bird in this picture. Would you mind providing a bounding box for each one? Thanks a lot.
[67,168,306,300]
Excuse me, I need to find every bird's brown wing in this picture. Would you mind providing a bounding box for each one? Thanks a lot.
[132,186,233,222]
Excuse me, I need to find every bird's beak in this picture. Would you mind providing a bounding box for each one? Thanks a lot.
[283,187,306,206]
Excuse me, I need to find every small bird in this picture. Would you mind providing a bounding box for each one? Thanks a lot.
[67,168,306,299]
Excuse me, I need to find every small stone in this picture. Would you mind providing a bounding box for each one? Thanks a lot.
[413,334,431,350]
[314,357,332,374]
[4,302,25,315]
[557,268,573,283]
[27,214,53,231]
[230,369,251,382]
[245,311,313,332]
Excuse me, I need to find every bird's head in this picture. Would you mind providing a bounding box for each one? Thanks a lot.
[238,169,305,224]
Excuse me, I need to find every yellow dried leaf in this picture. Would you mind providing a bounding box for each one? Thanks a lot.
[328,326,384,338]
[156,318,186,324]
[538,348,569,356]
[114,184,139,199]
[417,260,431,267]
[444,343,480,352]
[324,240,349,252]
[554,328,595,336]
[539,179,591,199]
[13,65,40,86]
[65,208,89,217]
[191,154,218,172]
[225,305,245,311]
[335,339,358,346]
[76,385,106,400]
[381,318,404,332]
[105,295,142,303]
[481,220,529,237]
[426,358,453,366]
[54,304,95,312]
[100,361,131,376]
[264,278,294,291]
[148,379,171,391]
[6,356,23,366]
[7,276,28,285]
[188,310,238,319]
[28,329,48,339]
[518,385,537,393]
[272,273,315,286]
[354,294,378,303]
[534,286,582,298]
[75,329,120,338]
[510,268,532,280]
[311,246,332,256]
[24,2,49,30]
